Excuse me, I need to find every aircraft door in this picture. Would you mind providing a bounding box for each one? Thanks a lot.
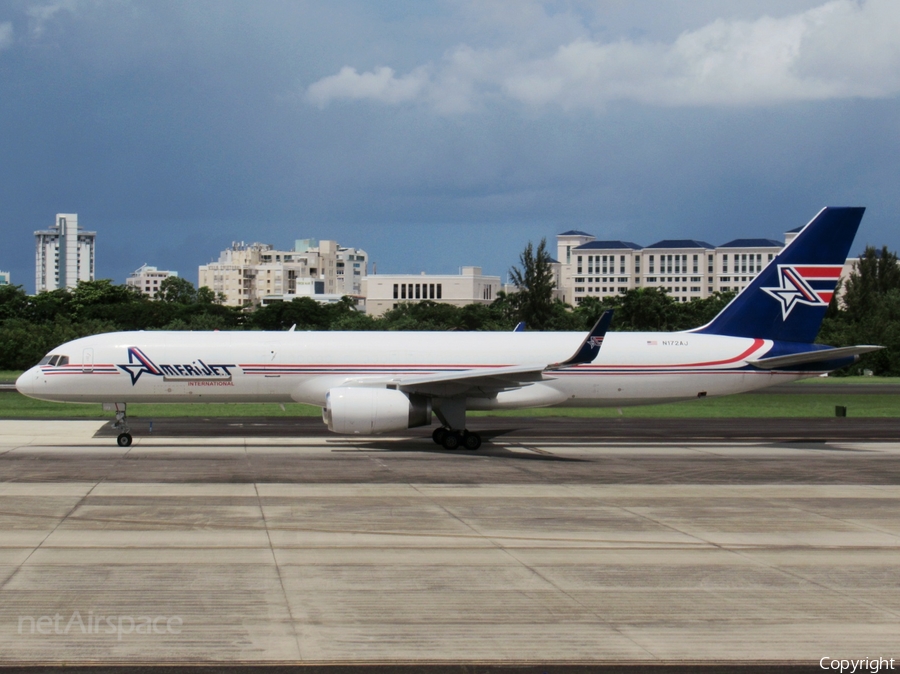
[82,348,94,374]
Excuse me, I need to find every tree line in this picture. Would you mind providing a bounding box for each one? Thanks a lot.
[0,242,895,374]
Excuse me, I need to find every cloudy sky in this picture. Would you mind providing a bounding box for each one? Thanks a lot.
[2,0,899,293]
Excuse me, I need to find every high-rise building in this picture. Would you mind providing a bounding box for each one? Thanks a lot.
[34,214,96,293]
[0,270,9,286]
[199,239,368,307]
[126,264,179,299]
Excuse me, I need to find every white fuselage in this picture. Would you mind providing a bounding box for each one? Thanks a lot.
[16,330,810,409]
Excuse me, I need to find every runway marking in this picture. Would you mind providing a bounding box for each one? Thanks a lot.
[509,443,555,456]
[0,443,27,458]
[253,480,305,660]
[0,439,139,592]
[404,482,658,659]
[608,489,900,625]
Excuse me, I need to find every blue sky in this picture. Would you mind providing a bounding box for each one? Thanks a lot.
[2,0,899,292]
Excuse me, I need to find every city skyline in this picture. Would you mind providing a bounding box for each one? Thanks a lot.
[3,209,871,296]
[2,1,900,294]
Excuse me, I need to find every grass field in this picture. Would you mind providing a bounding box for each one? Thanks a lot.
[0,391,897,419]
[0,394,322,418]
[791,376,900,385]
[471,394,900,417]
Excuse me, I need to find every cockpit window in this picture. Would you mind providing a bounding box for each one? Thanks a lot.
[57,356,69,366]
[39,356,53,365]
[39,355,68,366]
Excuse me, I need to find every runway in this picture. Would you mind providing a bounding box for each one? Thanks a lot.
[93,414,900,443]
[1,419,899,671]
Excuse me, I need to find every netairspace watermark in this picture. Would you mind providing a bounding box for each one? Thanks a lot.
[18,611,182,641]
[820,657,896,673]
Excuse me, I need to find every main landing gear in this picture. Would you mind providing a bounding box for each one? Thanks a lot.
[431,398,481,451]
[431,427,482,451]
[429,397,481,450]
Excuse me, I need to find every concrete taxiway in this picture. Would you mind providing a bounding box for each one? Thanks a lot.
[0,419,899,668]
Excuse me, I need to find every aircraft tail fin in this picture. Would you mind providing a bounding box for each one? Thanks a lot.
[692,207,864,343]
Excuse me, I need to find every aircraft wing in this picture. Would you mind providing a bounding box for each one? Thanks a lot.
[342,311,613,397]
[747,345,883,370]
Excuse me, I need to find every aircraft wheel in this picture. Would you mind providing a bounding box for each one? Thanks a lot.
[441,432,461,450]
[432,427,447,445]
[117,433,133,448]
[463,432,482,451]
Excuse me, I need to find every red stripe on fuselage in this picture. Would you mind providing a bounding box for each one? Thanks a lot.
[241,340,766,373]
[574,338,766,370]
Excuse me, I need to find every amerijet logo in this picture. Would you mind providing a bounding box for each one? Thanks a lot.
[588,335,605,348]
[761,265,842,320]
[117,347,236,385]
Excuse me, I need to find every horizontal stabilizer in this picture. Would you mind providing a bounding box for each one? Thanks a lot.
[748,345,883,370]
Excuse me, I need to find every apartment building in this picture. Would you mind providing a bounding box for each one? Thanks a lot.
[34,214,96,292]
[639,239,716,302]
[125,264,179,299]
[558,228,786,304]
[563,240,643,304]
[363,266,501,317]
[198,239,368,307]
[714,239,782,294]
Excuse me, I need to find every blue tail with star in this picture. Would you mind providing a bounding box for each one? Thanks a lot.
[692,207,865,344]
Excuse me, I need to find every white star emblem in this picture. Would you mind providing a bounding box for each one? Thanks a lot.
[761,265,826,320]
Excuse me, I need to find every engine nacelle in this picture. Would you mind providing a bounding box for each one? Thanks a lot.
[323,387,432,435]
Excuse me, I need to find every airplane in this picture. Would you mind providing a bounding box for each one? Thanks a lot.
[16,207,881,450]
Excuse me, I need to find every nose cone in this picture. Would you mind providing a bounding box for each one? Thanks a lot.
[15,369,35,397]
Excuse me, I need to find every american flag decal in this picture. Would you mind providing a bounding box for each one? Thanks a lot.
[761,264,843,320]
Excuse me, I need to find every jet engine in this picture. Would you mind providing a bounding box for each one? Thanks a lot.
[323,387,432,434]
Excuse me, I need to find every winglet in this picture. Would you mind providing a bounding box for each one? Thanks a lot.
[513,322,526,332]
[548,310,613,370]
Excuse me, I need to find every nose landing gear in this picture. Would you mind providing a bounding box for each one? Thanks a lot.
[110,403,132,447]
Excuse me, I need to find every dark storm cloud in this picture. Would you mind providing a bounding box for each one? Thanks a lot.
[0,1,898,292]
